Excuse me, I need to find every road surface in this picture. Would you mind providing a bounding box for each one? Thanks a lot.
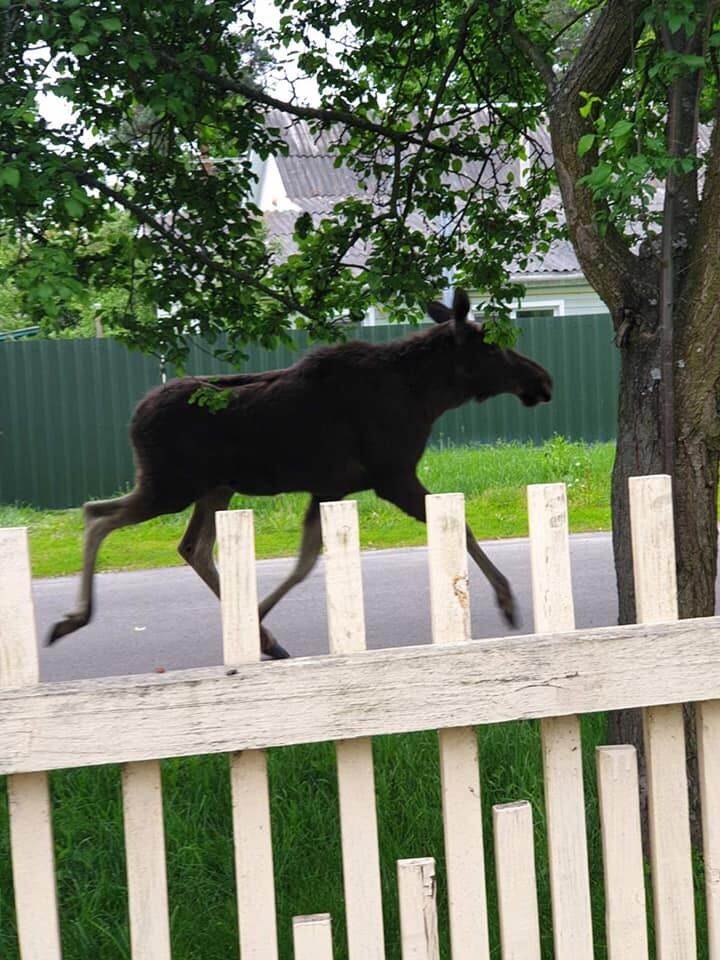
[32,533,636,682]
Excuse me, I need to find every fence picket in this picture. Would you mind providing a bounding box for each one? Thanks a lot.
[397,858,440,960]
[426,493,490,960]
[292,914,334,959]
[122,760,171,960]
[321,500,385,960]
[697,699,720,959]
[1,528,62,960]
[629,475,696,959]
[527,484,593,960]
[596,745,648,959]
[493,801,541,960]
[217,509,279,960]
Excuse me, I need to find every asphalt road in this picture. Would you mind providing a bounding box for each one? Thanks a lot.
[33,532,638,682]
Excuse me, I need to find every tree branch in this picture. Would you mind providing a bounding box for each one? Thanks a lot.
[547,1,654,328]
[72,168,311,319]
[505,20,557,90]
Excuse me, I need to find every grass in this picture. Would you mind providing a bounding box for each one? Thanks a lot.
[0,720,708,959]
[0,437,616,579]
[0,717,640,960]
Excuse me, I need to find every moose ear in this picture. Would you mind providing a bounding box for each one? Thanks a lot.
[427,301,453,324]
[451,287,473,343]
[452,288,471,323]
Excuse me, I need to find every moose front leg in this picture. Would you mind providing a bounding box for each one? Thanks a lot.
[375,474,518,628]
[464,525,517,627]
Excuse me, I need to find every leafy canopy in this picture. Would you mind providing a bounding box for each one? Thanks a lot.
[1,1,717,361]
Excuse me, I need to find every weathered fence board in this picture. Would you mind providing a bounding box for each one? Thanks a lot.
[1,528,61,960]
[630,475,696,959]
[493,801,541,960]
[122,759,172,960]
[292,914,334,959]
[596,744,649,959]
[427,494,490,960]
[528,483,593,960]
[698,698,720,959]
[218,509,279,960]
[1,615,720,776]
[397,858,439,960]
[321,500,385,960]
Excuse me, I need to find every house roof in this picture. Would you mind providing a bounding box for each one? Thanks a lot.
[260,111,712,281]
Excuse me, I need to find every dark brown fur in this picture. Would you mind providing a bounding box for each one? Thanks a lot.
[49,289,552,656]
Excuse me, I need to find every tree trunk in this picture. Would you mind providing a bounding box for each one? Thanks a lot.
[608,296,720,847]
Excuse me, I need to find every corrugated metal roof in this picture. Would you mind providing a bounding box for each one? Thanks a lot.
[262,111,708,279]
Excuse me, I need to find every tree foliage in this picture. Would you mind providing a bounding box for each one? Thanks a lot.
[0,0,577,361]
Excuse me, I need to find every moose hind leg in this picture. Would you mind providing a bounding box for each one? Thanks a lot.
[177,487,233,597]
[47,489,159,644]
[256,496,324,660]
[258,496,323,620]
[179,488,292,660]
[375,474,517,628]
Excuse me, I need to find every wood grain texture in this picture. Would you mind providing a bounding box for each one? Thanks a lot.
[1,527,62,960]
[630,475,696,959]
[230,749,279,960]
[292,914,334,959]
[493,802,541,960]
[628,475,678,624]
[217,509,279,960]
[217,509,262,663]
[697,699,720,960]
[596,745,649,960]
[427,494,490,960]
[528,484,593,960]
[527,483,575,634]
[397,858,440,960]
[321,501,367,655]
[0,527,40,688]
[321,500,385,960]
[426,493,470,647]
[122,759,171,960]
[1,616,720,775]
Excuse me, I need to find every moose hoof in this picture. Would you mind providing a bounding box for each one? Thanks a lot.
[260,627,291,660]
[46,614,87,645]
[496,586,519,629]
[502,605,518,629]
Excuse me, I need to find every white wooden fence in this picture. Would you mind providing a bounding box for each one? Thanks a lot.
[0,474,718,959]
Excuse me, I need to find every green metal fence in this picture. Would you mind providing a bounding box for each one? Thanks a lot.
[0,314,618,509]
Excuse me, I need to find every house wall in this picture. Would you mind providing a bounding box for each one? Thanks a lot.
[512,279,609,317]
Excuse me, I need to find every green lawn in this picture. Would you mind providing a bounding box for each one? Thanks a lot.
[0,437,615,579]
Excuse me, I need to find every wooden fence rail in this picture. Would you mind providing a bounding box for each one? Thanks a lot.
[0,474,716,958]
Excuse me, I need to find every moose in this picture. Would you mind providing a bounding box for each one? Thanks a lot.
[49,288,552,657]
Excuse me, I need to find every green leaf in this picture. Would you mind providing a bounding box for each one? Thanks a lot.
[667,12,685,34]
[626,155,649,175]
[609,119,633,140]
[0,166,20,189]
[678,53,706,70]
[100,16,122,32]
[589,163,612,187]
[71,42,90,56]
[69,11,86,32]
[63,197,85,219]
[577,133,596,157]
